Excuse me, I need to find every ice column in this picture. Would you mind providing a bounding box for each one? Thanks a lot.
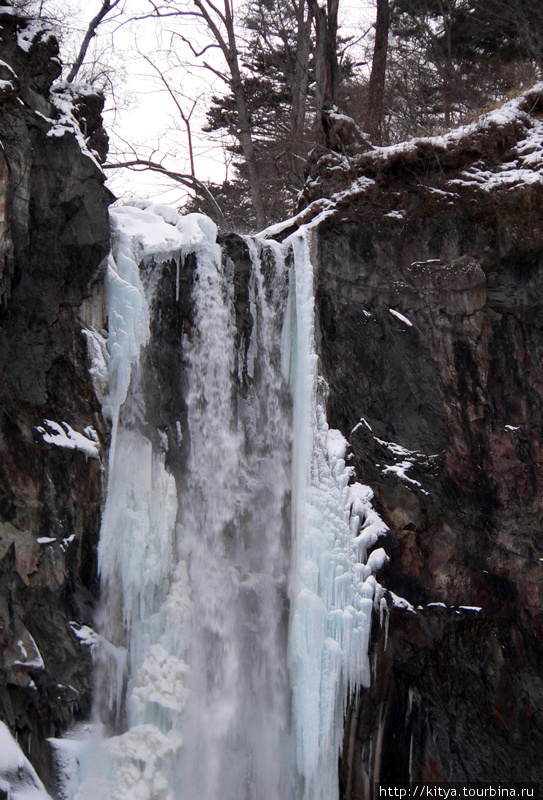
[283,227,388,800]
[75,207,208,800]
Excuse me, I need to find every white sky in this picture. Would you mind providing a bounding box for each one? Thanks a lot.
[57,0,376,207]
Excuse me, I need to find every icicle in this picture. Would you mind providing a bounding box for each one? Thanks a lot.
[282,226,388,800]
[175,256,180,303]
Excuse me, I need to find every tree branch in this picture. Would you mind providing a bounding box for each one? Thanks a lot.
[104,158,226,223]
[67,0,123,83]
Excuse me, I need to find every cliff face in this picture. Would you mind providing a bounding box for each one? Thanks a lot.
[0,3,111,789]
[305,89,543,787]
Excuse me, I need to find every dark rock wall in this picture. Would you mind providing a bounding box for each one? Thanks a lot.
[310,108,543,788]
[0,6,111,789]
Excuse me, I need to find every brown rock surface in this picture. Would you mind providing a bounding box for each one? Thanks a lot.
[0,5,111,789]
[306,88,543,788]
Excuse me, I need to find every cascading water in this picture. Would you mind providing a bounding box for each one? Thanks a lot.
[72,203,387,800]
[174,233,294,800]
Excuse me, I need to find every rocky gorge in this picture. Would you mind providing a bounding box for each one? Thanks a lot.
[0,1,111,791]
[0,1,543,796]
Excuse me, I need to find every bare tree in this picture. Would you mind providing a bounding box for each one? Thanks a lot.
[103,154,226,222]
[144,0,266,229]
[66,0,124,82]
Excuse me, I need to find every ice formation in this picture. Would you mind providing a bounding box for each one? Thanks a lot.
[69,204,388,800]
[280,228,387,800]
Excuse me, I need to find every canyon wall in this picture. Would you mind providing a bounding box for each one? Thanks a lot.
[304,90,543,788]
[0,3,111,790]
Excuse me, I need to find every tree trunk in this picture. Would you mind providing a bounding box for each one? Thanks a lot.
[308,0,339,147]
[290,0,313,155]
[229,64,266,230]
[67,0,121,83]
[364,0,390,142]
[223,0,266,230]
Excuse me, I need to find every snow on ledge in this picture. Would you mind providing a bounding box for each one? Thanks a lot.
[110,204,218,260]
[17,18,57,54]
[35,420,100,459]
[389,308,413,327]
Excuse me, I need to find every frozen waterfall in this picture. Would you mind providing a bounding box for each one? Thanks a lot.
[72,204,387,800]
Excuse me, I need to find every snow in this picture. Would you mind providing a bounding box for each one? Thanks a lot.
[389,308,413,327]
[12,633,44,670]
[326,428,349,460]
[49,725,97,800]
[388,591,416,613]
[17,19,56,54]
[375,437,414,457]
[352,417,373,434]
[45,85,104,171]
[35,420,100,459]
[0,60,16,77]
[427,602,482,613]
[60,534,75,553]
[444,100,543,192]
[382,461,422,487]
[372,436,438,493]
[70,623,99,649]
[260,198,337,239]
[110,204,217,259]
[0,721,53,799]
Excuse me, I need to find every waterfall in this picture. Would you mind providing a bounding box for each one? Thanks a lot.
[72,204,387,800]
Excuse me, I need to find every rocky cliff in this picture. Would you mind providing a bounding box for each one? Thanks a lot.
[296,88,543,788]
[0,2,111,791]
